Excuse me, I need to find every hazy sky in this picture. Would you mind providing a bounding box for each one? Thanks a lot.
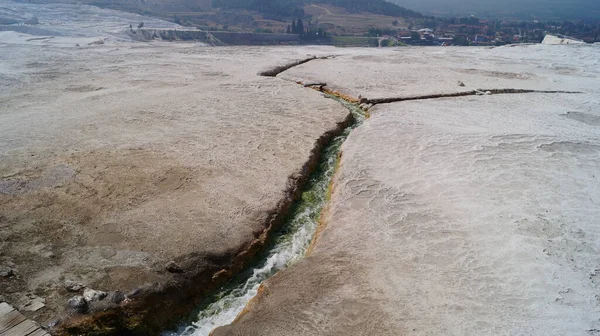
[393,0,600,20]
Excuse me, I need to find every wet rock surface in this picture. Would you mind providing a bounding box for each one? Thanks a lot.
[64,280,85,292]
[66,296,87,314]
[105,291,125,304]
[165,261,184,274]
[82,289,107,302]
[0,267,14,278]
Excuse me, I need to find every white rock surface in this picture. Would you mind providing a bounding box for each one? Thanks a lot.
[542,34,586,45]
[279,44,599,99]
[0,0,181,42]
[83,289,107,302]
[218,46,600,336]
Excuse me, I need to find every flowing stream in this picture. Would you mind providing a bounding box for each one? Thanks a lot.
[164,97,366,336]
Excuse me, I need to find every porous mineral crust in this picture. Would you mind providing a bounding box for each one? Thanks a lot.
[0,33,349,332]
[216,45,600,336]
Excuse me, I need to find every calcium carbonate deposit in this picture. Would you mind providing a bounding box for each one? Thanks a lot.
[0,0,181,41]
[216,45,600,336]
[1,1,600,335]
[542,34,587,45]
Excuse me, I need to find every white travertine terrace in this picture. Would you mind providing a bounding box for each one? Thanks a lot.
[217,45,600,336]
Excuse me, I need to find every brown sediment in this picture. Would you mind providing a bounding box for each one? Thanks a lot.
[320,87,360,104]
[363,108,371,119]
[53,112,354,336]
[301,82,361,104]
[300,82,371,118]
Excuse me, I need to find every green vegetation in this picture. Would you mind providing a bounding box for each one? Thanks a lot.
[380,39,405,46]
[331,36,379,47]
[367,28,397,37]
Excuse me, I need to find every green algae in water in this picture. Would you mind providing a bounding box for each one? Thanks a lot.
[165,96,366,336]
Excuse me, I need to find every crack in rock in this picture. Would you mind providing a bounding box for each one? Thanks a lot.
[258,56,335,77]
[364,89,582,105]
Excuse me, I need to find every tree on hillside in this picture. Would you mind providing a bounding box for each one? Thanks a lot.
[297,19,304,34]
[289,17,328,40]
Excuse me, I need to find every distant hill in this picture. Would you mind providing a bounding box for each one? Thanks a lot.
[46,0,423,21]
[392,0,600,20]
[212,0,423,20]
[37,0,421,34]
[314,0,422,17]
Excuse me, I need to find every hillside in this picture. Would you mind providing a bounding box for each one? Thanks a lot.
[304,4,408,35]
[33,0,421,35]
[212,0,422,20]
[38,0,421,20]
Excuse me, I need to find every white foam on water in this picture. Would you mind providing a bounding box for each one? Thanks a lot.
[188,206,320,336]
